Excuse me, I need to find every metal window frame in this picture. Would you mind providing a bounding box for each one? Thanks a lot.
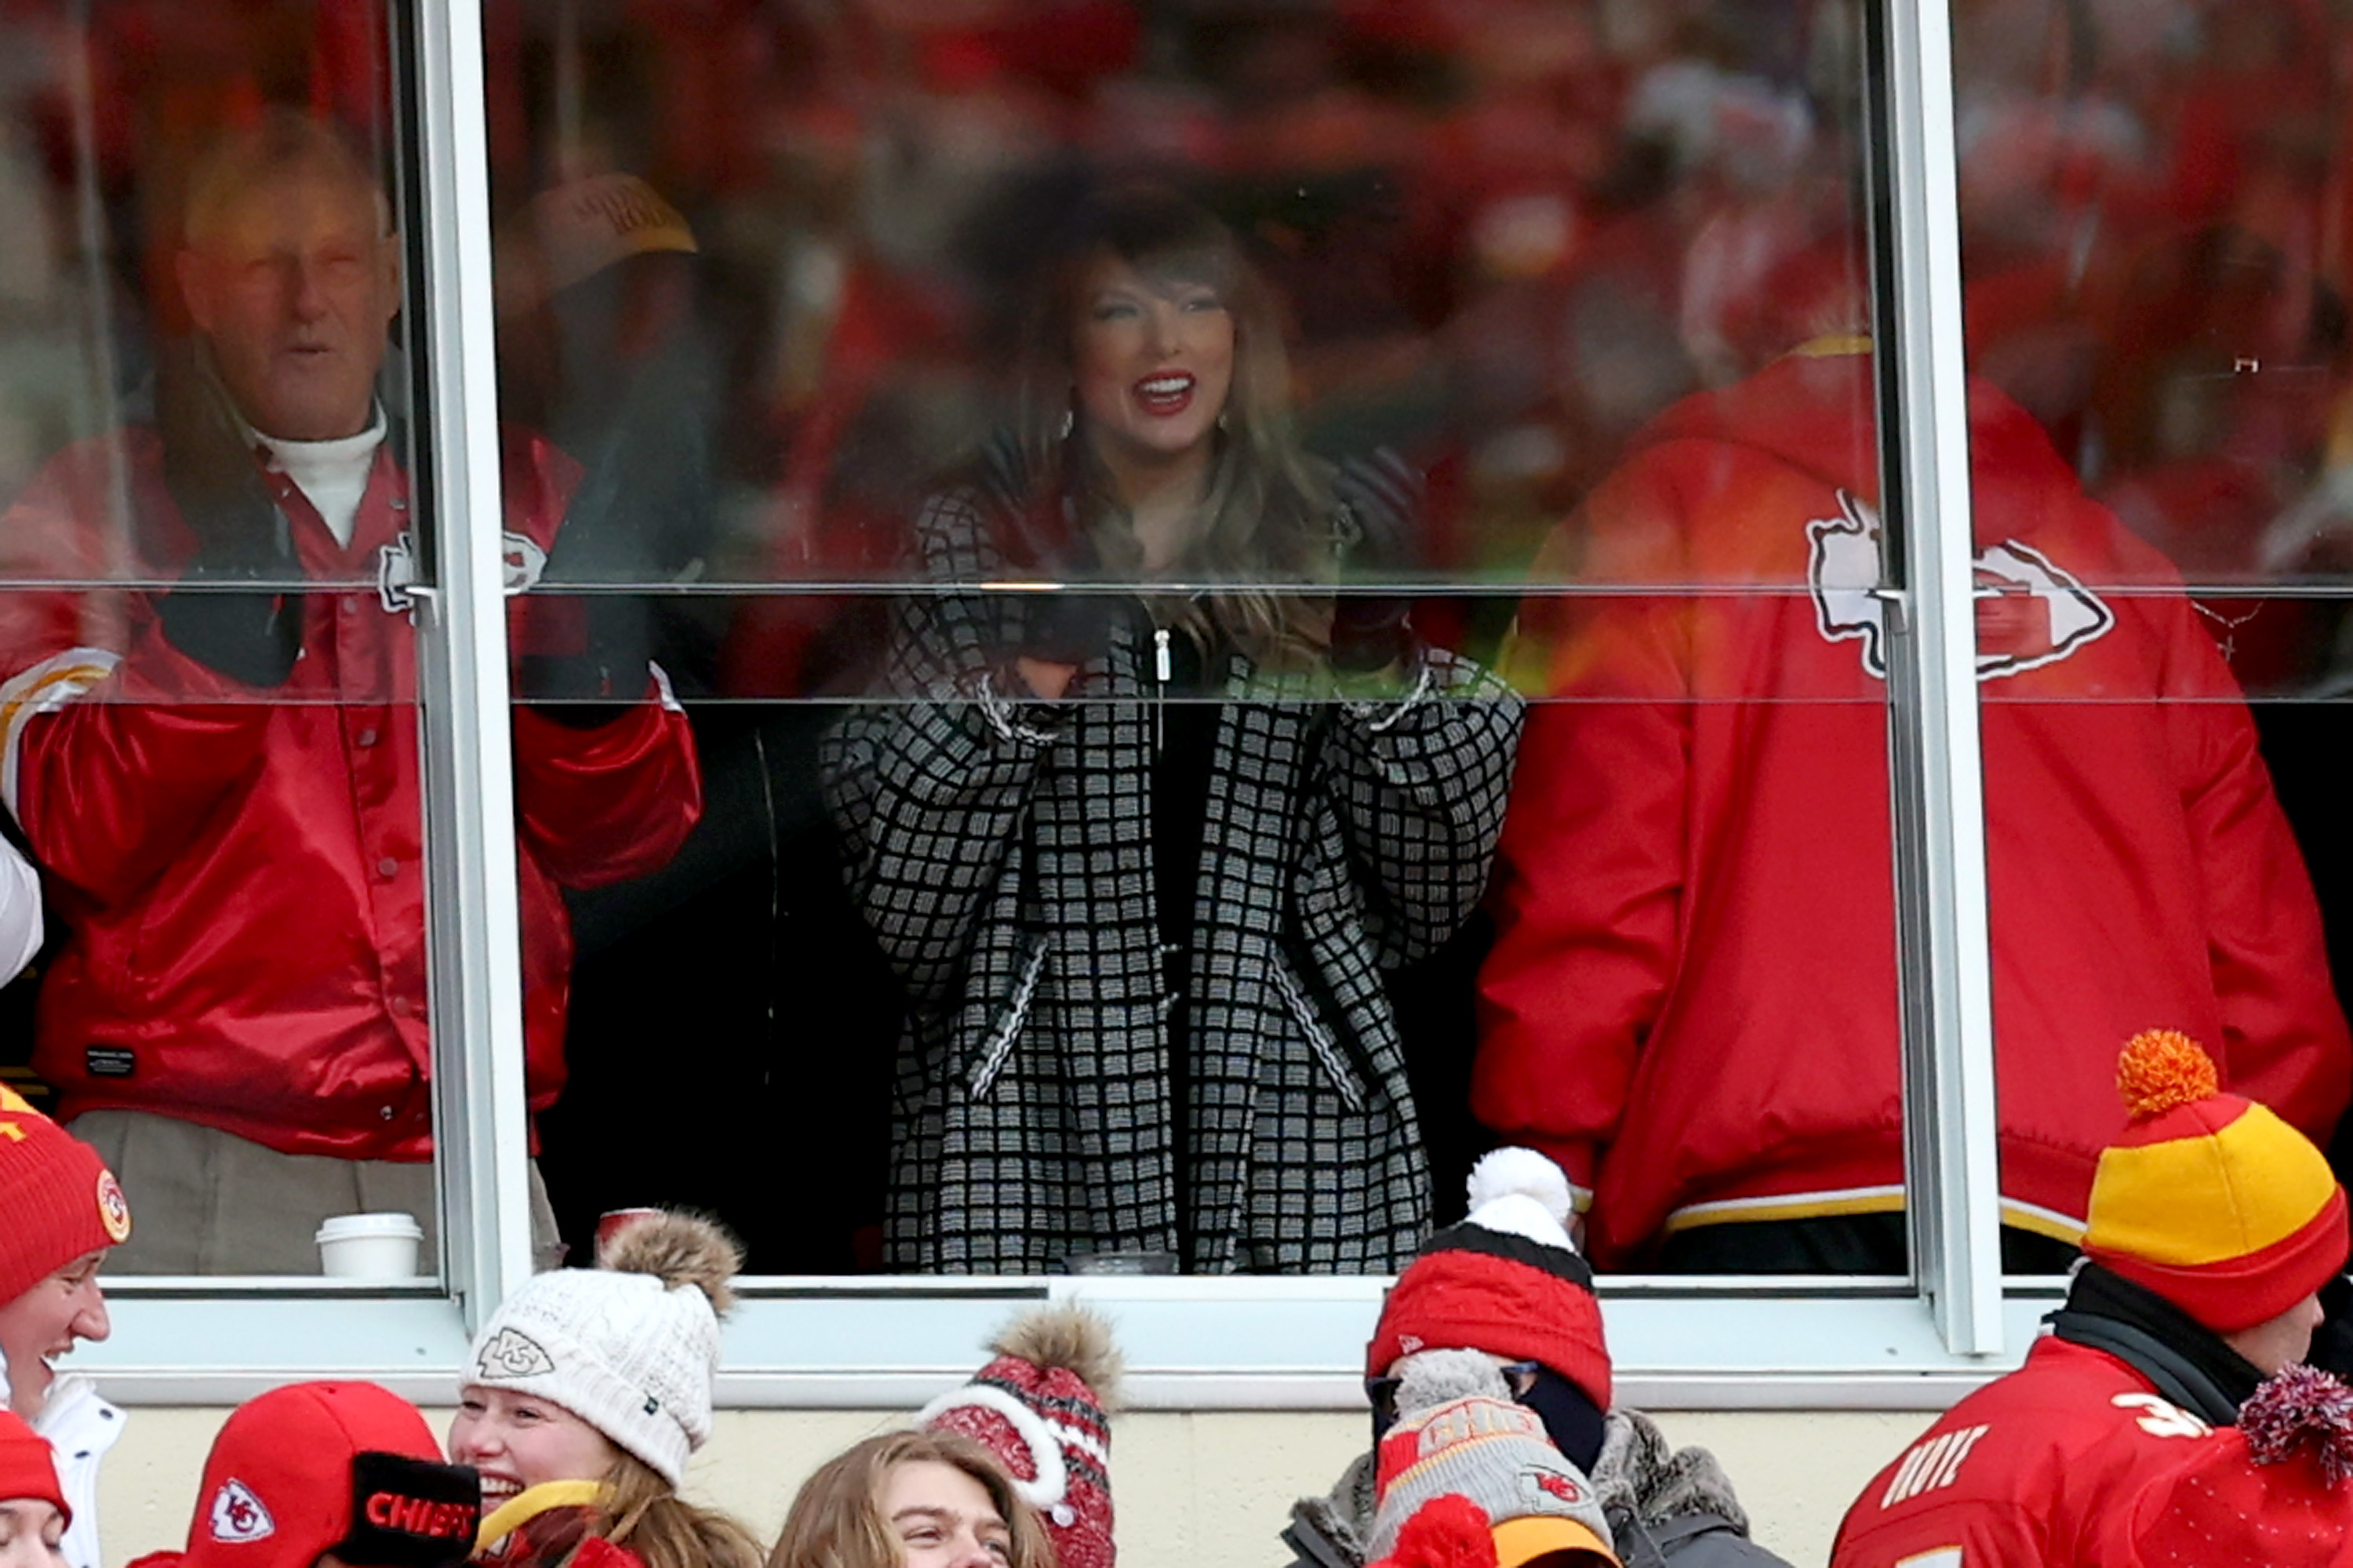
[407,0,537,1330]
[78,0,2020,1407]
[1868,0,2007,1359]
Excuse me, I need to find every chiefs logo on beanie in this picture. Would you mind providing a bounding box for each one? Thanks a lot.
[1367,1396,1619,1568]
[1367,1149,1611,1414]
[2082,1031,2348,1333]
[918,1306,1120,1568]
[0,1084,129,1304]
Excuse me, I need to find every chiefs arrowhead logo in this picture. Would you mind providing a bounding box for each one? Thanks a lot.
[1969,539,2114,676]
[1523,1465,1587,1508]
[475,1327,556,1380]
[96,1170,132,1243]
[1807,490,2113,682]
[209,1479,275,1543]
[499,532,548,593]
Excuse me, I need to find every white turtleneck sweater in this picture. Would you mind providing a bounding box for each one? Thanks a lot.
[249,406,388,549]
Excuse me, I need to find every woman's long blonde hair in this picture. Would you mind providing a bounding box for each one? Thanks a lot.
[766,1431,1056,1568]
[1006,182,1337,671]
[598,1452,766,1568]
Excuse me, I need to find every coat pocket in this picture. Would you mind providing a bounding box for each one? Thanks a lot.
[966,930,1050,1100]
[1269,955,1366,1111]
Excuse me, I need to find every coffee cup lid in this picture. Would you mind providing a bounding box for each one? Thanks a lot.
[315,1212,424,1244]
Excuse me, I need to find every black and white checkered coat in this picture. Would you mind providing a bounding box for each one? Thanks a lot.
[824,484,1524,1273]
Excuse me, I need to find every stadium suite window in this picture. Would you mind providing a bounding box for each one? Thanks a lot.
[485,0,1923,1291]
[17,0,2088,1406]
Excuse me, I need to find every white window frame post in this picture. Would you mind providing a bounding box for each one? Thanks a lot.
[407,0,536,1330]
[1871,0,2006,1356]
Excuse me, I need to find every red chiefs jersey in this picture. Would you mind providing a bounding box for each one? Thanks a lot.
[1831,1336,2222,1568]
[0,424,702,1159]
[1473,344,2351,1267]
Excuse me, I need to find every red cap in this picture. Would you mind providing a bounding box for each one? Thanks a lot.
[165,1384,479,1568]
[0,1088,130,1303]
[0,1409,67,1523]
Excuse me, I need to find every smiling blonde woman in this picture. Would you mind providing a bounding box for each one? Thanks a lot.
[768,1432,1055,1568]
[449,1211,762,1568]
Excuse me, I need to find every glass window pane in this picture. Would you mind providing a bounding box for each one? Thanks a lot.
[491,0,1904,1279]
[0,6,454,1277]
[1953,0,2353,1275]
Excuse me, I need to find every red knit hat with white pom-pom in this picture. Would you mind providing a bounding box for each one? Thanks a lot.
[2081,1030,2347,1333]
[1366,1149,1610,1412]
[2123,1363,2353,1567]
[918,1306,1119,1568]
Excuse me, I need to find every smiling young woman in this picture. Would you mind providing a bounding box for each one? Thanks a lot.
[446,1211,762,1568]
[822,182,1526,1277]
[766,1432,1054,1568]
[0,1090,130,1568]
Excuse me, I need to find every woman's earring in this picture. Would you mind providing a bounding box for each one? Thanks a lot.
[1058,406,1075,440]
[1216,409,1230,432]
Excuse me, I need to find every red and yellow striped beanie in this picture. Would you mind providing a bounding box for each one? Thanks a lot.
[2082,1031,2347,1333]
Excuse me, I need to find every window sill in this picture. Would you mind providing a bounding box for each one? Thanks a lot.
[81,1277,2063,1410]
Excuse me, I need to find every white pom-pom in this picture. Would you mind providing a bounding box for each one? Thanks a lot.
[1467,1148,1574,1222]
[1464,1148,1577,1253]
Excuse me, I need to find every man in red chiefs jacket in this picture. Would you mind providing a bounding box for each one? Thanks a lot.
[1830,1031,2348,1567]
[1473,335,2351,1272]
[0,111,702,1271]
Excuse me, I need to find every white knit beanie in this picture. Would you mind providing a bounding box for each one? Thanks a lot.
[462,1211,740,1486]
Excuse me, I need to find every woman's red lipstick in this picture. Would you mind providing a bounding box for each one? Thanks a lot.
[1133,372,1196,417]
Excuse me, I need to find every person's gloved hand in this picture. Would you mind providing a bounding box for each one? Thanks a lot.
[515,398,673,725]
[1007,524,1127,688]
[1018,588,1126,671]
[516,591,652,725]
[1329,448,1422,673]
[152,343,304,687]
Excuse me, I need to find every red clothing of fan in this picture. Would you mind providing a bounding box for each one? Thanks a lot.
[1830,1335,2224,1568]
[0,424,702,1159]
[1474,345,2351,1266]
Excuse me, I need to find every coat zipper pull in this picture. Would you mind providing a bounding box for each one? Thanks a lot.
[1154,626,1172,751]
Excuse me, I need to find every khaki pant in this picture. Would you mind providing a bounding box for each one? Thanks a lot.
[70,1109,563,1275]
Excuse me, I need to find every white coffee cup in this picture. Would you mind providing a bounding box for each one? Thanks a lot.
[315,1212,425,1279]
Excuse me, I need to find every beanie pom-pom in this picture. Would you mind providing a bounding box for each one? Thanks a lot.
[1466,1148,1574,1229]
[597,1210,744,1316]
[1375,1494,1497,1568]
[2115,1029,2220,1120]
[2242,1363,2353,1486]
[1391,1350,1514,1420]
[991,1304,1124,1410]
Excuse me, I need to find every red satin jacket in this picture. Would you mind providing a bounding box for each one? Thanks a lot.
[0,424,702,1160]
[1475,346,2351,1266]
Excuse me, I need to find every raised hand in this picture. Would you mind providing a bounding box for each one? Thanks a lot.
[151,340,304,686]
[1329,447,1424,673]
